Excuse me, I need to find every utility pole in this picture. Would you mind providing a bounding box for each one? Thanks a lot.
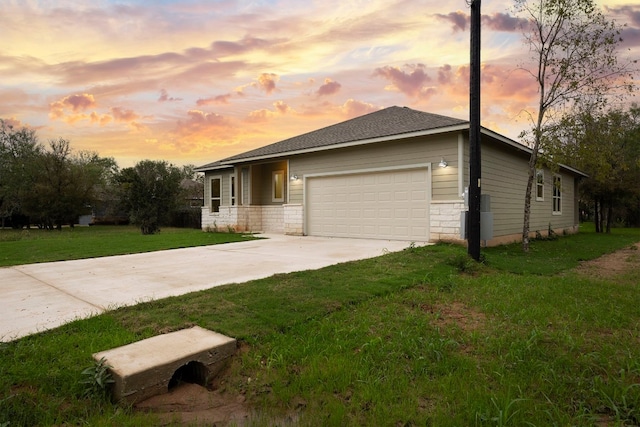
[468,0,481,261]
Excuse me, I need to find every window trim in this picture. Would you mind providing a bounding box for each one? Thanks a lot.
[210,176,222,214]
[552,174,562,215]
[536,169,544,201]
[272,170,285,203]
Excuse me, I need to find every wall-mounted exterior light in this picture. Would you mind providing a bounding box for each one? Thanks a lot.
[438,158,448,168]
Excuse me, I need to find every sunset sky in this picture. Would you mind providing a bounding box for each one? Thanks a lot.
[1,0,639,168]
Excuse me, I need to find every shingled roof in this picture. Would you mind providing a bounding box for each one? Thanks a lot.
[197,106,468,170]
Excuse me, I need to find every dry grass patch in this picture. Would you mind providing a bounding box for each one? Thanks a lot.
[574,242,640,281]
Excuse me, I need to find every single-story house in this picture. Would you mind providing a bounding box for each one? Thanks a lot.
[195,106,586,246]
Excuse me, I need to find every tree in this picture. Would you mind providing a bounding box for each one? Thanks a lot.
[550,106,640,231]
[0,120,42,227]
[515,0,634,251]
[116,160,185,234]
[23,138,116,229]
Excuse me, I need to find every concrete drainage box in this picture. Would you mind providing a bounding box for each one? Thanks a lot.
[93,326,237,404]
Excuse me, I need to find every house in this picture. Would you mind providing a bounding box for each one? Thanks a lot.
[195,106,585,246]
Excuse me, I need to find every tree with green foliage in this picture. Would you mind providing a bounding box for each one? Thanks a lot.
[116,160,185,234]
[514,0,635,251]
[550,106,640,231]
[0,119,42,227]
[23,138,117,229]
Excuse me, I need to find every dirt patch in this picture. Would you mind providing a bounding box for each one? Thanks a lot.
[573,242,640,281]
[135,382,251,426]
[423,301,487,332]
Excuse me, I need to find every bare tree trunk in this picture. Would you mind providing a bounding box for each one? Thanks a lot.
[594,199,600,233]
[522,164,535,251]
[606,203,613,234]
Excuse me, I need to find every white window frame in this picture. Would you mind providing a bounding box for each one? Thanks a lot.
[210,176,222,214]
[536,170,544,201]
[230,175,236,206]
[272,170,284,203]
[552,174,562,215]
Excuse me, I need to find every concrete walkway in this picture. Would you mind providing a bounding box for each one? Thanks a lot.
[1,234,419,341]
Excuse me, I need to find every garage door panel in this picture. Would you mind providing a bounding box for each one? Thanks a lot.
[307,169,429,241]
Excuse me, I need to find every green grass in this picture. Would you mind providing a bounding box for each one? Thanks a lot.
[1,226,639,426]
[0,225,255,266]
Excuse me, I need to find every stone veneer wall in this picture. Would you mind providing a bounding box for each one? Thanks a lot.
[429,201,465,242]
[283,204,303,235]
[260,206,284,233]
[202,205,287,233]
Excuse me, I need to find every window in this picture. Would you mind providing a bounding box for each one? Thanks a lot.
[536,170,544,201]
[210,176,221,213]
[272,170,284,202]
[552,175,562,214]
[230,175,236,206]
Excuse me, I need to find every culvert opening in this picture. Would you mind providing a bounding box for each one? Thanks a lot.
[168,361,209,391]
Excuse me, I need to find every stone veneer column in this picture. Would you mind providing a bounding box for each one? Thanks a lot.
[429,201,465,242]
[284,204,303,235]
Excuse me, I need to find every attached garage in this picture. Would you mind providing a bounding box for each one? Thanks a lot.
[305,168,430,241]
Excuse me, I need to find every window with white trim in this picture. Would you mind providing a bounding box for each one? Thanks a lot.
[536,170,544,201]
[210,176,221,213]
[272,170,284,202]
[552,175,562,214]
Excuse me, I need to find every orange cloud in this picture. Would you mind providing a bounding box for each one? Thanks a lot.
[246,101,293,123]
[340,99,380,119]
[110,107,139,123]
[256,73,279,95]
[49,93,97,120]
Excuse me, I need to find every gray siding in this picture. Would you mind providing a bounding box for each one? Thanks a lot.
[480,141,578,237]
[289,133,461,204]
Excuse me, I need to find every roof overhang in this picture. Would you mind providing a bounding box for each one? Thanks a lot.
[195,124,588,178]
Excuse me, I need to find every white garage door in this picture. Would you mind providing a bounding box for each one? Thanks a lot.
[306,168,429,241]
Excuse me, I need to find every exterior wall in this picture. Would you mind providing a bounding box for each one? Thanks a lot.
[430,201,465,242]
[477,140,579,245]
[288,133,461,204]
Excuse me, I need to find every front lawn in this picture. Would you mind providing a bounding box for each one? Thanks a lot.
[1,226,639,426]
[0,225,254,267]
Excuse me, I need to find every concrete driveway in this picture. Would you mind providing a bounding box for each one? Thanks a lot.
[1,234,418,341]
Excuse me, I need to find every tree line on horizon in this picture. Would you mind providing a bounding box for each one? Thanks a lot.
[0,120,203,234]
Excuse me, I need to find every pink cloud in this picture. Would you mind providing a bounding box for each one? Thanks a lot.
[184,110,228,128]
[196,94,232,106]
[316,78,342,96]
[482,13,529,32]
[435,11,467,32]
[435,11,528,33]
[211,35,282,56]
[373,64,434,99]
[158,89,182,102]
